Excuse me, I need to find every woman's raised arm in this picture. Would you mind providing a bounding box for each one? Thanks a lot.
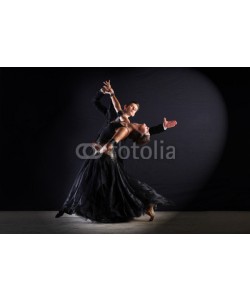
[103,80,122,113]
[110,93,122,113]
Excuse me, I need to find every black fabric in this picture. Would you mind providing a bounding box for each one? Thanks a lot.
[149,124,165,135]
[117,109,124,117]
[92,90,118,141]
[107,137,117,146]
[57,150,173,223]
[96,119,124,145]
[92,90,108,116]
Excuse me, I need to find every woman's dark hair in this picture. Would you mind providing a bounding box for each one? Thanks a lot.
[125,101,140,110]
[129,131,150,146]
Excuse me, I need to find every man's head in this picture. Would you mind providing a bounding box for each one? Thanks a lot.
[123,101,140,117]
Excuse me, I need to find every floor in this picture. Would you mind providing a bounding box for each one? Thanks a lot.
[1,211,250,233]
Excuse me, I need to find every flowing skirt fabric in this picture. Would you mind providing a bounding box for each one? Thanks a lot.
[58,151,172,223]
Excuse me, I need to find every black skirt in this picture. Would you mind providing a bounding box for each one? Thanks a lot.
[57,150,172,223]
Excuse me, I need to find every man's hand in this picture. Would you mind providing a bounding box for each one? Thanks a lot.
[120,114,130,124]
[163,117,177,129]
[91,143,102,155]
[99,144,108,154]
[99,143,113,154]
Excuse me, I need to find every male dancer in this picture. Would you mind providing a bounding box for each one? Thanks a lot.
[93,80,177,151]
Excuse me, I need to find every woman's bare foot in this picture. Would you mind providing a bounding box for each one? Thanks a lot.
[146,205,155,222]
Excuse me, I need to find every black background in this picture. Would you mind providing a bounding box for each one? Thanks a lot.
[1,67,249,211]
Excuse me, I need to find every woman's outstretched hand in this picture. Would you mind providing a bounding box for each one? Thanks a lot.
[101,85,111,94]
[163,117,177,128]
[101,80,114,95]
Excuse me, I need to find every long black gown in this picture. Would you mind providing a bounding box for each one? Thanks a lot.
[55,112,173,223]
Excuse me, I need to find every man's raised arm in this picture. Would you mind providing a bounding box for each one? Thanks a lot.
[92,89,108,116]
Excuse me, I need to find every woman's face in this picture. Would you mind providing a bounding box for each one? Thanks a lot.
[138,123,149,135]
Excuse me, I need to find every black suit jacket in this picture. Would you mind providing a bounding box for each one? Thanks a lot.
[93,90,118,141]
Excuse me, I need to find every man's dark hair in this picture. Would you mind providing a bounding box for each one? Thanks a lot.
[124,101,140,110]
